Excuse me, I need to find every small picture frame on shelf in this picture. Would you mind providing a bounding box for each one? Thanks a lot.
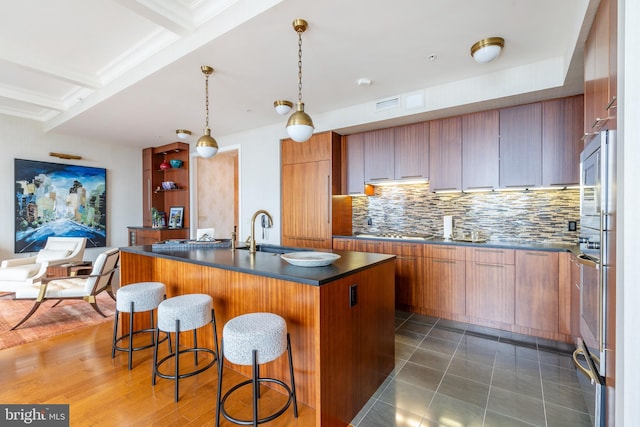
[168,206,184,229]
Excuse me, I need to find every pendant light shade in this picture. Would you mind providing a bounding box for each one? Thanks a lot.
[286,19,314,143]
[196,65,218,158]
[286,101,314,142]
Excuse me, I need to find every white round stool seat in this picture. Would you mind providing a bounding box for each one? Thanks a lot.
[116,282,165,312]
[223,312,287,365]
[158,294,212,332]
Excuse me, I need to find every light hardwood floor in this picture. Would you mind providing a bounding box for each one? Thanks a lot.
[0,321,314,426]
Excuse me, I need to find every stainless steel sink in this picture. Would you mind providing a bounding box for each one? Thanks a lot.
[237,244,310,254]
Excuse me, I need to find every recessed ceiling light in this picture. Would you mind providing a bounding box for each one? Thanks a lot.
[428,54,438,61]
[357,78,372,87]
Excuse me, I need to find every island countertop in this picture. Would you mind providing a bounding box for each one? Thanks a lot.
[119,244,395,286]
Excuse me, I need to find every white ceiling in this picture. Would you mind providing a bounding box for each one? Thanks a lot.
[0,0,597,148]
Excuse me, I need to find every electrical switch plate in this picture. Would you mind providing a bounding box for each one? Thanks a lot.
[349,284,358,307]
[568,221,577,231]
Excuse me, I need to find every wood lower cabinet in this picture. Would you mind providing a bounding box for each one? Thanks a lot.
[515,250,559,333]
[383,242,424,310]
[425,245,466,315]
[127,226,189,245]
[465,248,515,325]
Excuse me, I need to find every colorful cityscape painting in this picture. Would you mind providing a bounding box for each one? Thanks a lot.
[14,159,107,253]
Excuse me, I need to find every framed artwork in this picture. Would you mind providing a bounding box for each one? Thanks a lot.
[168,206,184,229]
[14,158,107,253]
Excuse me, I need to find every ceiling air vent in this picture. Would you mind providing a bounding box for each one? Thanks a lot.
[376,97,399,111]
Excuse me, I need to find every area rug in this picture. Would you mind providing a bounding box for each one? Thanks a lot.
[0,292,115,350]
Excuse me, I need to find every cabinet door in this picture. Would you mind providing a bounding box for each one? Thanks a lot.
[466,261,515,324]
[570,254,581,338]
[383,242,423,310]
[429,117,462,191]
[332,238,359,251]
[542,96,584,186]
[462,110,499,191]
[515,250,559,332]
[426,258,466,315]
[346,133,366,194]
[394,122,429,180]
[499,103,542,188]
[282,160,331,245]
[364,128,394,182]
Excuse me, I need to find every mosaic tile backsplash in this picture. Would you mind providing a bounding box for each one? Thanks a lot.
[351,183,580,245]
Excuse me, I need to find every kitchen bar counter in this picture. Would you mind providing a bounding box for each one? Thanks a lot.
[334,234,579,254]
[119,245,396,427]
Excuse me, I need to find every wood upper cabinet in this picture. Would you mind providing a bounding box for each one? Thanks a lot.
[394,122,429,180]
[462,110,499,191]
[465,247,515,325]
[425,245,466,315]
[281,131,351,249]
[584,0,616,137]
[429,116,462,191]
[345,133,366,194]
[515,250,559,333]
[542,96,584,187]
[499,103,542,188]
[364,128,394,182]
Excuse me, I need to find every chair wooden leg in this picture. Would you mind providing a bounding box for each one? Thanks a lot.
[11,301,44,330]
[89,301,107,317]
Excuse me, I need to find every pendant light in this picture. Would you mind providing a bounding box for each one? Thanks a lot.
[286,19,314,143]
[196,65,218,158]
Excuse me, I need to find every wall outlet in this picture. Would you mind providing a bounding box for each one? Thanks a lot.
[568,221,577,231]
[367,217,372,226]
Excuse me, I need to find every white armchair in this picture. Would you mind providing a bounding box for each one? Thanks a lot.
[0,237,87,293]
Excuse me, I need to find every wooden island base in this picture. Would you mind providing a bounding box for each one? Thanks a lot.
[120,249,396,427]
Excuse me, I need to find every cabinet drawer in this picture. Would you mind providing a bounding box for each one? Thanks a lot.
[382,242,423,258]
[427,245,465,261]
[465,247,514,264]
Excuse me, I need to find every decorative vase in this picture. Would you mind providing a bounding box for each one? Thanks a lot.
[159,160,171,170]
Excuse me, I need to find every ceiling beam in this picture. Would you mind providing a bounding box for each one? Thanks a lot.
[114,0,196,36]
[0,84,67,111]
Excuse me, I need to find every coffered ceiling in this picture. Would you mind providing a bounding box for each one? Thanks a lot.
[0,0,596,147]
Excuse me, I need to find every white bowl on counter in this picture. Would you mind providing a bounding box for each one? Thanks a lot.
[281,252,341,267]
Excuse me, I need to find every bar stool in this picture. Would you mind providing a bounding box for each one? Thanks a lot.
[111,281,167,370]
[216,312,298,426]
[153,293,219,402]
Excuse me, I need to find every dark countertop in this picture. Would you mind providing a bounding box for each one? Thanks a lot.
[120,245,395,286]
[333,235,580,254]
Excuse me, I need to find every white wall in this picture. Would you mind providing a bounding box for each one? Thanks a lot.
[0,114,141,262]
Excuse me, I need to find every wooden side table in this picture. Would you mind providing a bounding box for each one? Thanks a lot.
[46,261,93,278]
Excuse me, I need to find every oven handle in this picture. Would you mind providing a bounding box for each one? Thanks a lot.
[573,339,604,386]
[577,254,599,268]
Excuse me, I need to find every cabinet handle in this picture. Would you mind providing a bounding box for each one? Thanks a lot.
[465,186,494,190]
[606,96,617,110]
[400,175,424,179]
[504,184,535,188]
[433,187,458,191]
[368,177,390,181]
[327,176,331,224]
[435,247,457,251]
[396,256,417,261]
[433,259,456,264]
[477,263,505,268]
[476,249,504,253]
[525,251,549,256]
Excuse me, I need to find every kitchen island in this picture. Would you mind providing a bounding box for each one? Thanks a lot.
[119,245,396,427]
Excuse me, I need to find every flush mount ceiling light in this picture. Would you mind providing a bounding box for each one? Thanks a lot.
[274,100,293,115]
[175,129,192,140]
[470,37,505,63]
[286,19,314,143]
[195,65,218,158]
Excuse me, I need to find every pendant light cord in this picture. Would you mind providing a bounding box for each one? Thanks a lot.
[204,73,210,128]
[297,29,303,103]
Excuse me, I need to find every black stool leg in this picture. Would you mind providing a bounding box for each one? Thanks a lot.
[152,327,160,385]
[287,334,298,417]
[174,319,181,402]
[215,340,224,427]
[128,301,135,370]
[193,329,199,366]
[252,349,258,427]
[111,308,120,359]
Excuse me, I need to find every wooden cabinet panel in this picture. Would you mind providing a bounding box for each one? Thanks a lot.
[429,117,462,191]
[345,133,366,194]
[383,242,424,310]
[426,258,466,315]
[462,110,499,191]
[515,250,559,332]
[281,134,332,165]
[282,160,331,245]
[394,122,429,180]
[466,261,515,324]
[364,128,394,182]
[570,253,581,338]
[128,227,188,246]
[465,247,514,265]
[142,148,153,227]
[558,252,573,336]
[428,244,465,261]
[332,238,359,251]
[499,103,542,188]
[542,96,584,186]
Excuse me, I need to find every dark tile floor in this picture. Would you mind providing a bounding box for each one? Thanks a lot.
[350,311,593,427]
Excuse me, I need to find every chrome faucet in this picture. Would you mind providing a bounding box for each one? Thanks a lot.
[249,209,273,253]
